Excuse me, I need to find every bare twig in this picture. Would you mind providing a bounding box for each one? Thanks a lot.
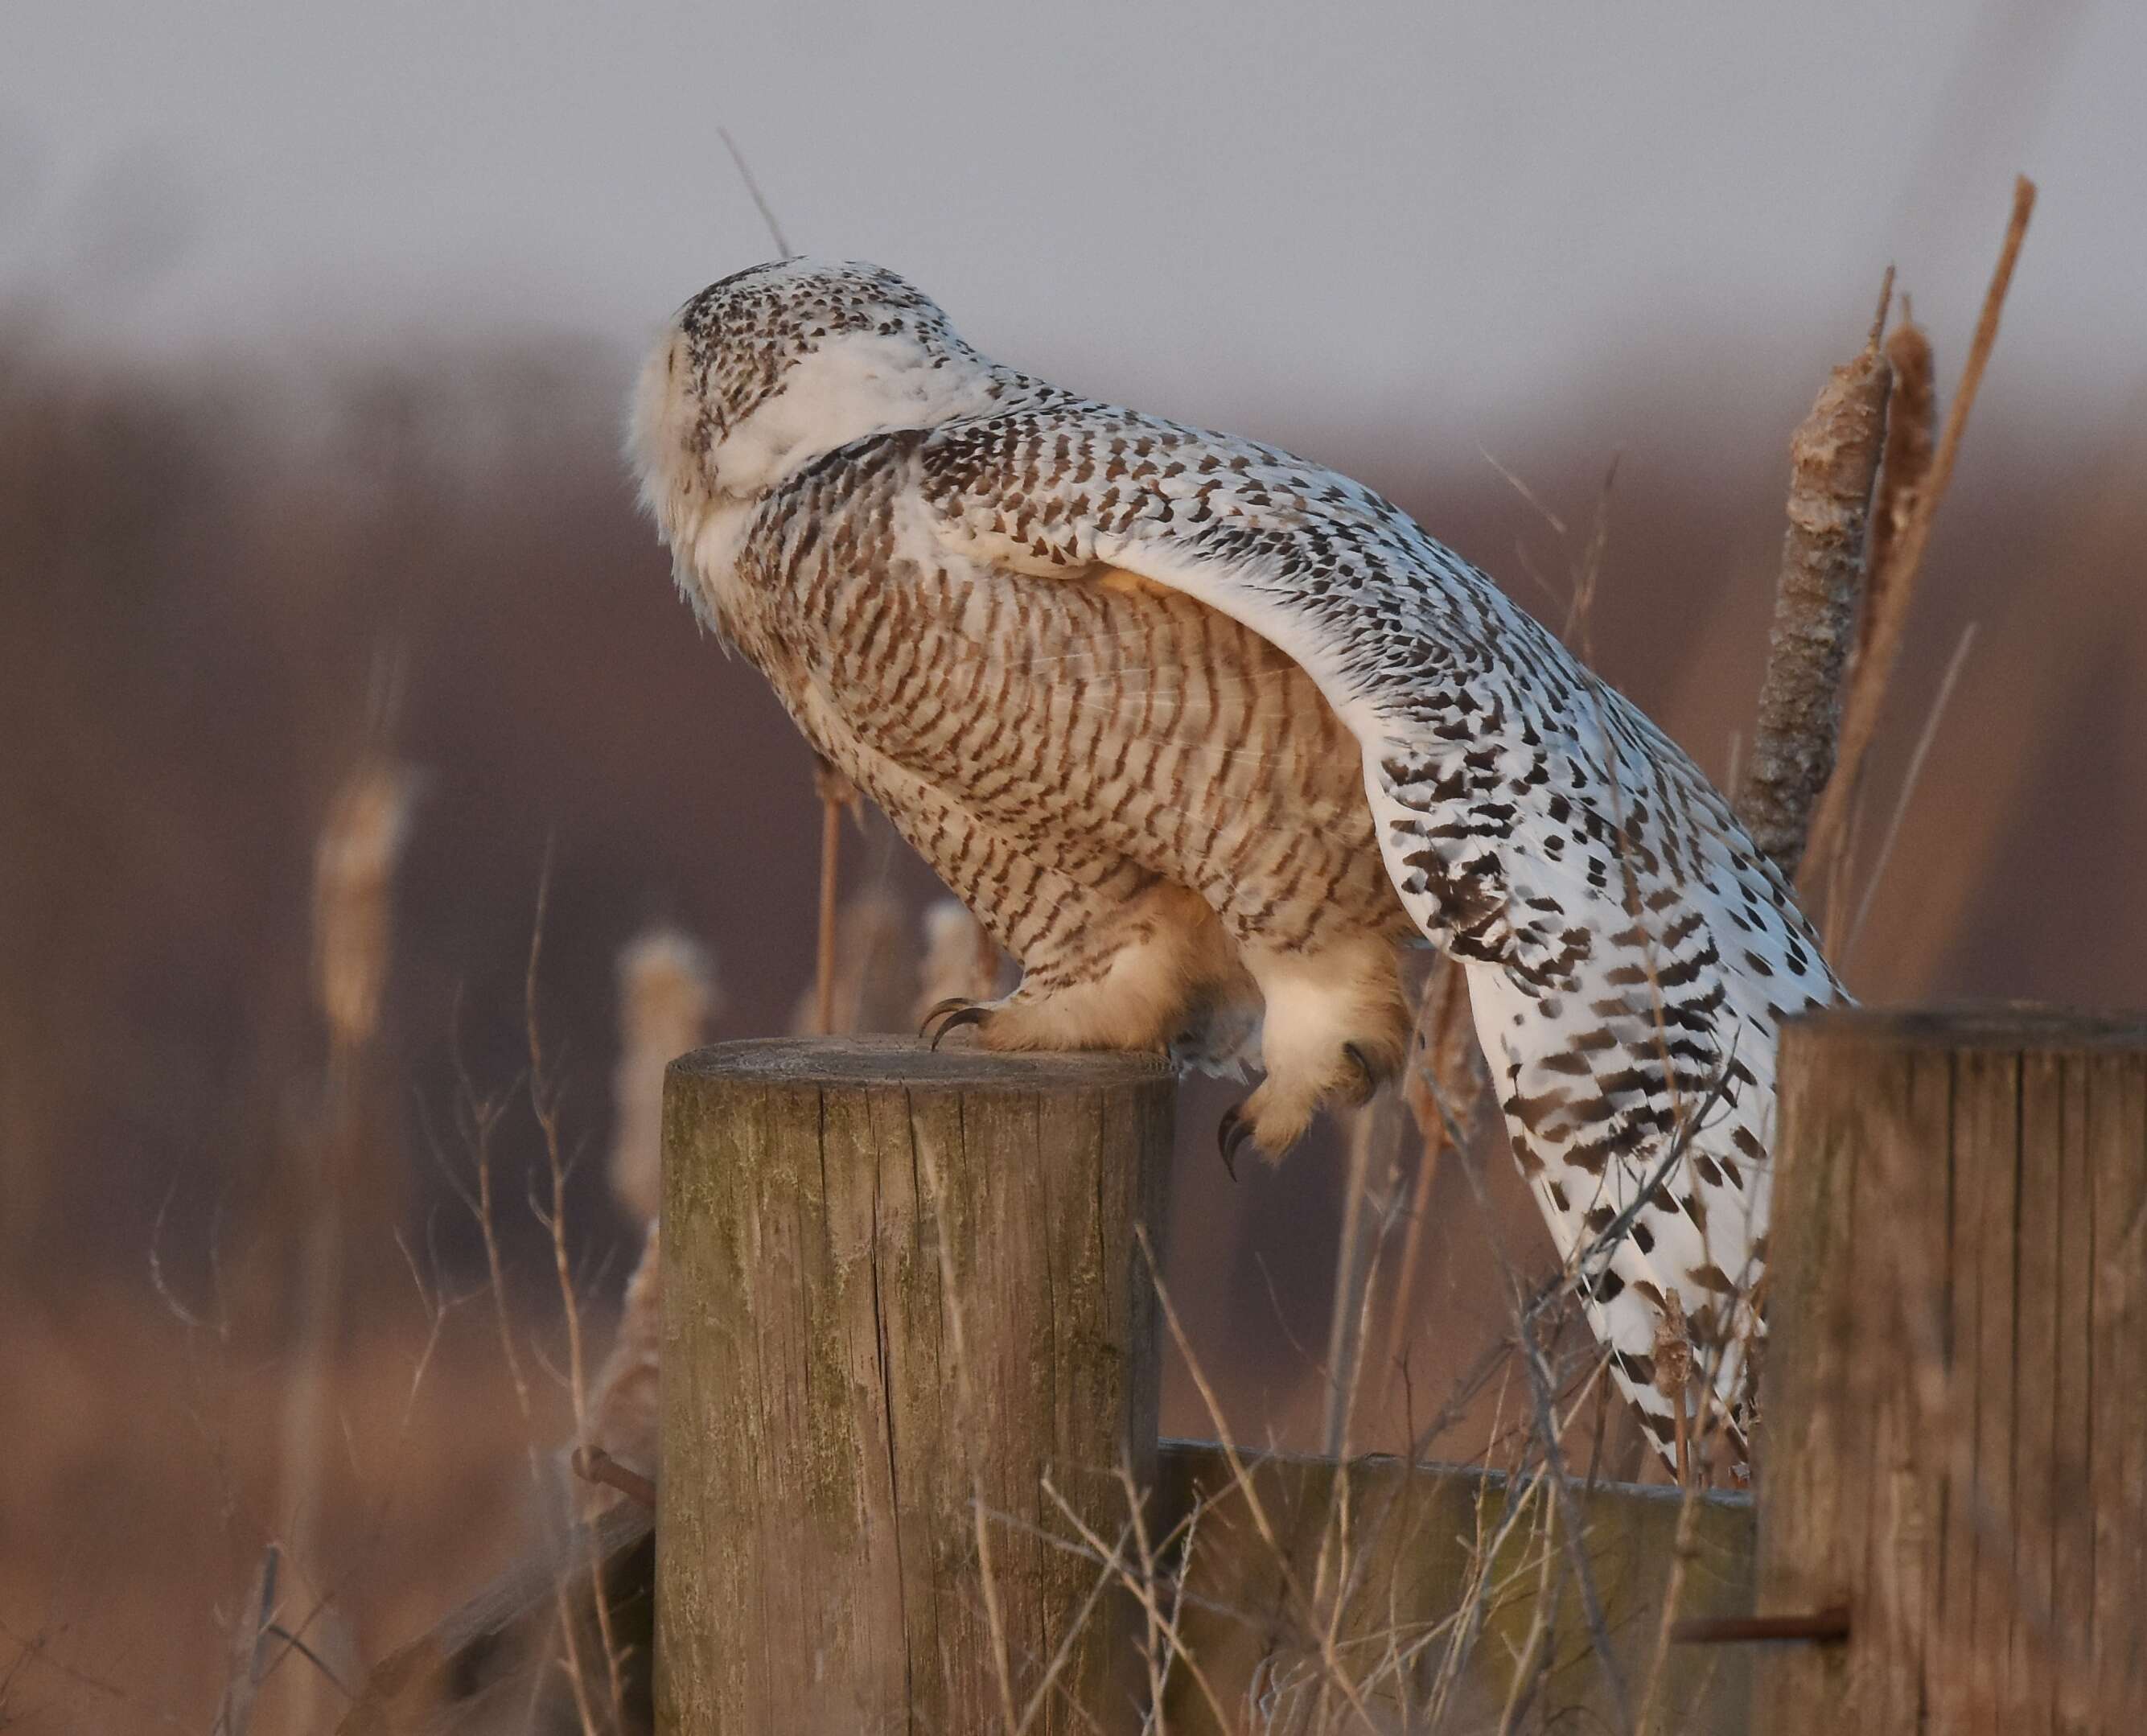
[810,756,855,1035]
[443,872,609,1736]
[1384,953,1494,1391]
[524,854,630,1731]
[716,127,793,257]
[212,1547,278,1736]
[1845,621,1978,958]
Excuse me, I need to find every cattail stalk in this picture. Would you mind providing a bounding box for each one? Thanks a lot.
[1801,176,2036,896]
[811,756,857,1035]
[279,754,413,1734]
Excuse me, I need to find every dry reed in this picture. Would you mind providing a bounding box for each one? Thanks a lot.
[810,756,860,1035]
[1381,953,1495,1397]
[1800,175,2037,898]
[278,752,415,1735]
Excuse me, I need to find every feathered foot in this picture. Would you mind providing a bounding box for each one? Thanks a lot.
[1220,935,1411,1165]
[1217,1036,1391,1169]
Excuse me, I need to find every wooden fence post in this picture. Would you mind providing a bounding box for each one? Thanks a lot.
[656,1036,1174,1734]
[1754,1007,2147,1734]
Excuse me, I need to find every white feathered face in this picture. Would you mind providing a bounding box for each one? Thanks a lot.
[630,258,989,545]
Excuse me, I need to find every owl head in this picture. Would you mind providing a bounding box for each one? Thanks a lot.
[631,258,998,542]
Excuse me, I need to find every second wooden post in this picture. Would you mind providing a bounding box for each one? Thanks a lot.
[657,1036,1175,1734]
[1755,1006,2147,1734]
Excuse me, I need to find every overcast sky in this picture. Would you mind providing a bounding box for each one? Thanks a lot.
[5,2,2139,447]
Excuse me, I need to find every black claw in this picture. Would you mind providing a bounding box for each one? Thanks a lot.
[1216,1105,1254,1182]
[918,997,975,1043]
[929,1003,990,1051]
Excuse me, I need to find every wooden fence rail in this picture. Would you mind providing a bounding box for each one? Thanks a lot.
[338,1441,1754,1735]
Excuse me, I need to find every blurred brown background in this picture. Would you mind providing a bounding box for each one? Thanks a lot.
[4,2,2145,1728]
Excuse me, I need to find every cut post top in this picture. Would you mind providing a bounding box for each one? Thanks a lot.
[1784,1001,2147,1053]
[665,1034,1176,1091]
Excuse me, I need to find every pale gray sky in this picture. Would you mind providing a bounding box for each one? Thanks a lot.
[4,1,2138,447]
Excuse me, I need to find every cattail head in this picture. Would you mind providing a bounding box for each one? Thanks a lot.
[311,758,416,1052]
[610,929,719,1224]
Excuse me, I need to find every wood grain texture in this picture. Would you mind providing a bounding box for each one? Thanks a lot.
[1754,1006,2147,1736]
[656,1037,1174,1734]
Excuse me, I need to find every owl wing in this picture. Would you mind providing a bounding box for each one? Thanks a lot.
[915,397,1841,1457]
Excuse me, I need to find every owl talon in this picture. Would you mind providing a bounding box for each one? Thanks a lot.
[919,997,978,1043]
[928,1002,991,1050]
[1216,1105,1254,1181]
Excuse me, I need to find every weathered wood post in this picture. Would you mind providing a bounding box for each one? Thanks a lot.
[1754,1007,2147,1734]
[657,1037,1174,1734]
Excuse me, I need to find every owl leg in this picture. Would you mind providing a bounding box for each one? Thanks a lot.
[1228,934,1410,1159]
[936,882,1254,1058]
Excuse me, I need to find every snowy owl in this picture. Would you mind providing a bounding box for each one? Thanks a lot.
[631,258,1841,1461]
